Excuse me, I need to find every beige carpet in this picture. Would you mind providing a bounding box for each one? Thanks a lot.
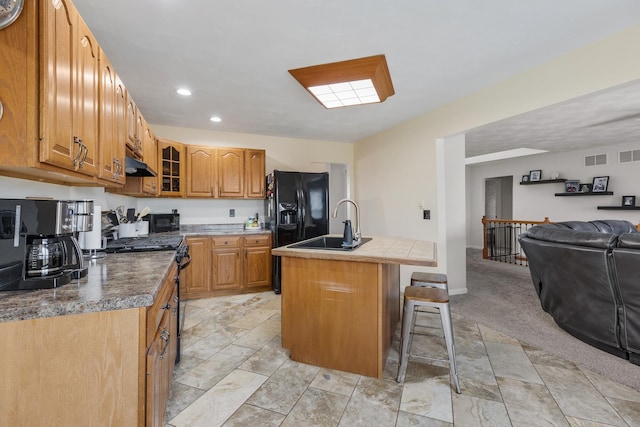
[451,248,640,391]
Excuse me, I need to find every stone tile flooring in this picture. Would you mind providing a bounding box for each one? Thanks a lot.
[166,291,640,426]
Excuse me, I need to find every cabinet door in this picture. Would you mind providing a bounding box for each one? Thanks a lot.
[146,309,171,427]
[97,50,124,184]
[126,95,142,157]
[217,148,244,198]
[244,246,272,289]
[158,138,185,197]
[245,149,265,198]
[212,248,242,291]
[183,237,210,297]
[186,146,216,197]
[114,75,128,179]
[40,0,77,170]
[72,16,99,176]
[142,120,157,195]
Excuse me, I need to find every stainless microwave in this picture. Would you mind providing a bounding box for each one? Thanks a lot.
[142,213,180,233]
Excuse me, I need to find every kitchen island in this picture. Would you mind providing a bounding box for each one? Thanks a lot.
[272,235,436,378]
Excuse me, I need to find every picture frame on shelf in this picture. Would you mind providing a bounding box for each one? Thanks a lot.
[592,176,609,192]
[622,195,636,207]
[521,175,529,183]
[529,170,542,182]
[579,183,593,193]
[564,180,579,193]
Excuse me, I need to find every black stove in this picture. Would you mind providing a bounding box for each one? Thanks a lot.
[105,235,184,253]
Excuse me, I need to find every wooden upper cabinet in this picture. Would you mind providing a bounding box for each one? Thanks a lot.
[142,123,158,195]
[186,146,217,197]
[40,2,98,177]
[71,16,99,176]
[217,148,245,198]
[97,50,125,185]
[40,0,78,171]
[245,149,265,198]
[158,138,185,197]
[126,96,142,158]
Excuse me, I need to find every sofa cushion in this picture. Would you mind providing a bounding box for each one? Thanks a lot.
[591,220,640,234]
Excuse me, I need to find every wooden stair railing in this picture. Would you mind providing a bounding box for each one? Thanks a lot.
[481,216,552,265]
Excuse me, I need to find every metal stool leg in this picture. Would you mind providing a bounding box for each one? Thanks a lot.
[397,298,415,383]
[439,302,461,394]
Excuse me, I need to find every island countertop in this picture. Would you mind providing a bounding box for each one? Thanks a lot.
[0,250,176,323]
[272,234,437,266]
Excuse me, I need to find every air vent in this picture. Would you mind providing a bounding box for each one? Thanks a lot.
[584,154,607,167]
[619,150,640,163]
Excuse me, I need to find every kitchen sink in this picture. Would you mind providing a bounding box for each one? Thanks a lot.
[290,236,372,251]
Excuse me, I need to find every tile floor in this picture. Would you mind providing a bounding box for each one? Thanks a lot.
[166,291,640,426]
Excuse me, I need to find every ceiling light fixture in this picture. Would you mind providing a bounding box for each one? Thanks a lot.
[176,88,192,96]
[288,55,394,109]
[209,116,222,123]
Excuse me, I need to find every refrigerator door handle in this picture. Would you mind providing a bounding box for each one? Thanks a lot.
[297,187,303,240]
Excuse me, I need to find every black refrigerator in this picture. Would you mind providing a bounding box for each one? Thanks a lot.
[265,170,329,294]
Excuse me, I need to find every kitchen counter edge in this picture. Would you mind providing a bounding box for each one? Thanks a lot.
[271,234,437,267]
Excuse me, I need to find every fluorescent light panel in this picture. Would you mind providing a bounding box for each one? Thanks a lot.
[309,79,380,109]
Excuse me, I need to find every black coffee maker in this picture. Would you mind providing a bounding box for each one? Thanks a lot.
[0,199,89,291]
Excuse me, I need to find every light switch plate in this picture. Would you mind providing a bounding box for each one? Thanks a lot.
[229,209,235,217]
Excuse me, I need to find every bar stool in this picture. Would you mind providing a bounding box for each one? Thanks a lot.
[396,286,461,394]
[411,271,448,290]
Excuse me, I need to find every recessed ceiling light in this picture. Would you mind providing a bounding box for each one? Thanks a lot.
[176,88,192,96]
[289,55,394,109]
[210,116,222,123]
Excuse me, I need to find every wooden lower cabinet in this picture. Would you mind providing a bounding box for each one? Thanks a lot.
[184,234,272,299]
[0,262,179,426]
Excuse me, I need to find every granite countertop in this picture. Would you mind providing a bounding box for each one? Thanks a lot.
[0,250,176,323]
[174,224,271,237]
[271,234,437,266]
[0,225,274,324]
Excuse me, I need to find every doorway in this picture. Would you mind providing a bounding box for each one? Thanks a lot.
[484,176,513,220]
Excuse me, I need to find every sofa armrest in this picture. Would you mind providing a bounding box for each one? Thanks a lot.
[524,227,617,249]
[617,233,640,249]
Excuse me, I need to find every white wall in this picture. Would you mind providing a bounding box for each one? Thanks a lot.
[466,140,640,248]
[354,23,640,293]
[0,176,134,212]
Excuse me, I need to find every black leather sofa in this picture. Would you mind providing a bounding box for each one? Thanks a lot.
[518,220,640,364]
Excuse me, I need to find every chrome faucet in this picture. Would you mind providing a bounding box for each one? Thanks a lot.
[332,198,361,245]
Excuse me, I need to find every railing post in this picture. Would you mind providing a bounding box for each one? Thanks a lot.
[482,215,488,259]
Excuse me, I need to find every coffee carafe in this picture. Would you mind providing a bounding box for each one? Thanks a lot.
[26,237,67,277]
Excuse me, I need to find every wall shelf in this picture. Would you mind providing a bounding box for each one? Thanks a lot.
[597,206,640,210]
[555,191,613,196]
[520,179,566,185]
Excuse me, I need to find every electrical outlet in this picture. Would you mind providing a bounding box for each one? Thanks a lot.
[423,210,430,220]
[229,209,235,217]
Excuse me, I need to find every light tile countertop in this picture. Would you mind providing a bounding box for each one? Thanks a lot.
[272,234,437,266]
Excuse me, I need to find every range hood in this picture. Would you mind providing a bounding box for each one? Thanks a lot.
[125,156,157,177]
